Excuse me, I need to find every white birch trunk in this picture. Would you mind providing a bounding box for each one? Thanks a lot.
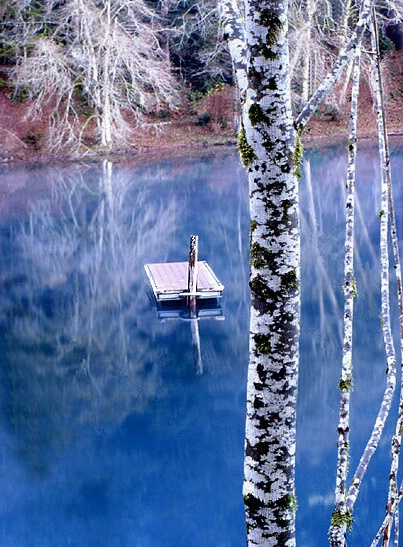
[328,43,361,547]
[371,483,403,546]
[339,0,354,104]
[101,0,113,147]
[369,11,403,547]
[341,7,398,531]
[300,0,314,103]
[220,0,248,99]
[296,0,377,133]
[238,1,300,544]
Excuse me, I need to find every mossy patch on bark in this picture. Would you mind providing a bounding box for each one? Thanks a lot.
[338,375,354,392]
[331,508,354,531]
[237,126,257,167]
[292,132,304,179]
[254,332,272,356]
[280,269,299,291]
[251,241,274,269]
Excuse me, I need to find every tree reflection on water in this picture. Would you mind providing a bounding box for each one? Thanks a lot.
[1,160,185,475]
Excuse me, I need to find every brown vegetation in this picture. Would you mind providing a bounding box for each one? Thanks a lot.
[0,50,402,164]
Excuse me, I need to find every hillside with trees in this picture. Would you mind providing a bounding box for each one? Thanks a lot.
[0,0,402,163]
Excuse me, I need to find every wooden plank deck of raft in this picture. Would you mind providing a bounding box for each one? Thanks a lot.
[144,261,224,301]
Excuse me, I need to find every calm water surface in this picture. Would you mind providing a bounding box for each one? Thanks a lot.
[0,143,401,546]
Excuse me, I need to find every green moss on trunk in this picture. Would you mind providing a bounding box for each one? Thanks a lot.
[292,133,304,179]
[237,127,257,167]
[280,270,299,291]
[251,241,274,269]
[331,508,354,531]
[254,332,272,356]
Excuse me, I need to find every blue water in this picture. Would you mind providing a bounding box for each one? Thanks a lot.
[0,143,401,546]
[297,141,403,546]
[0,150,249,547]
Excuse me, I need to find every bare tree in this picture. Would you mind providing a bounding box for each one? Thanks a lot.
[7,0,179,149]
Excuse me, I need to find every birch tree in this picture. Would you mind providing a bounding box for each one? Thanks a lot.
[220,0,402,545]
[329,12,403,544]
[368,9,403,546]
[221,1,300,543]
[6,0,178,149]
[328,41,362,546]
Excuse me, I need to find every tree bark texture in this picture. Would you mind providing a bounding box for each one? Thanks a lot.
[369,11,403,546]
[329,43,361,547]
[236,1,300,545]
[220,0,403,545]
[341,8,398,534]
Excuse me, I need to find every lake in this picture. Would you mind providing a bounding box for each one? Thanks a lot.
[0,142,401,546]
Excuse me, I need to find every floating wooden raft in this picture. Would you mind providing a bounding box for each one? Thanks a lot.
[144,236,224,302]
[144,260,224,301]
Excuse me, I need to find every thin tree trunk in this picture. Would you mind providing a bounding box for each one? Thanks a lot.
[78,0,103,140]
[341,7,398,532]
[220,0,247,98]
[328,42,361,547]
[339,0,354,104]
[300,0,314,103]
[100,0,112,147]
[368,10,403,546]
[296,0,377,133]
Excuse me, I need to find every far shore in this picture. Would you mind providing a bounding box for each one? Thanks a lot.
[1,129,401,169]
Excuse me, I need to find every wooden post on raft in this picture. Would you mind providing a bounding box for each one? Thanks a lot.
[187,235,199,317]
[188,235,201,372]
